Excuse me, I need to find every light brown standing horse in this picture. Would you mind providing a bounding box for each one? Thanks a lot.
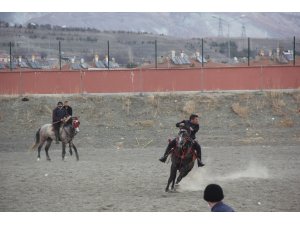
[31,117,80,161]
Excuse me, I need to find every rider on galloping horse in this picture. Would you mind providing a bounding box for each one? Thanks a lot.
[159,114,205,167]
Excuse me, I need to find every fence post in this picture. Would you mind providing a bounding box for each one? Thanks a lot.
[107,40,110,70]
[248,37,250,66]
[59,41,61,70]
[201,38,204,67]
[293,36,296,66]
[9,42,12,71]
[155,40,157,69]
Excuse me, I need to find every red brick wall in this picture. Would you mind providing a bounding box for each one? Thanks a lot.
[0,66,299,95]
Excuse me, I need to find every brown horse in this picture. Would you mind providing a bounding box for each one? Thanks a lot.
[31,117,80,161]
[165,126,197,192]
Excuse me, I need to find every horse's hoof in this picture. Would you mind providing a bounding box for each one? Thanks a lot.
[170,188,177,193]
[47,158,51,161]
[37,158,40,161]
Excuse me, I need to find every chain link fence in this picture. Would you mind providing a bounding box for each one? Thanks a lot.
[0,26,299,71]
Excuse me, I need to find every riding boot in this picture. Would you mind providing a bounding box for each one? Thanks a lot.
[55,130,59,144]
[159,154,168,163]
[159,148,170,162]
[194,143,204,167]
[159,139,176,163]
[196,151,205,167]
[197,159,205,167]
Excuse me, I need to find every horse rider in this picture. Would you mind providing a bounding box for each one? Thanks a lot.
[64,100,72,117]
[63,100,73,125]
[159,114,205,167]
[52,101,68,144]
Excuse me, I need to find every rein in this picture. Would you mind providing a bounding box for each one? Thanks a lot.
[172,136,194,169]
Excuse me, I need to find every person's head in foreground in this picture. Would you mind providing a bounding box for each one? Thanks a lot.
[203,184,234,212]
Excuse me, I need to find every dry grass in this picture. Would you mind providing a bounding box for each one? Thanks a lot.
[147,94,159,108]
[72,95,86,101]
[198,95,219,111]
[147,94,160,117]
[182,100,196,115]
[122,96,131,115]
[238,93,254,103]
[279,117,294,128]
[266,91,286,115]
[231,103,249,118]
[239,136,264,144]
[291,91,300,103]
[40,105,53,115]
[135,120,154,127]
[254,97,267,111]
[115,142,124,150]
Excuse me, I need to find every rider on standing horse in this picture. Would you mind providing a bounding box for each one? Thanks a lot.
[52,101,70,144]
[159,114,205,167]
[63,100,73,126]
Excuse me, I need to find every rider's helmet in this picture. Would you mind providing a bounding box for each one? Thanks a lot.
[203,184,224,202]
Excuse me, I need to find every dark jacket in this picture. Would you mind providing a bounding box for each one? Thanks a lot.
[211,202,234,212]
[52,107,67,123]
[64,106,73,116]
[176,120,199,140]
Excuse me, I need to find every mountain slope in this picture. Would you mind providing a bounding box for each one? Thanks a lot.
[1,12,300,38]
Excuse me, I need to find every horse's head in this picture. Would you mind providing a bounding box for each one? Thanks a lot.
[177,127,192,151]
[72,116,80,133]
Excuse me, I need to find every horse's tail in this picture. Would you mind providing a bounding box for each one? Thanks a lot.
[30,128,41,151]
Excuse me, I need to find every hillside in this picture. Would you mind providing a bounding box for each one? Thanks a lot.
[1,12,300,39]
[0,24,297,67]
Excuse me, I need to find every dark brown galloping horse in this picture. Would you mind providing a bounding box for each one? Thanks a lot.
[165,126,197,192]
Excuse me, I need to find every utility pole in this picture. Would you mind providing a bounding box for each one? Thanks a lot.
[212,14,246,61]
[218,18,223,37]
[201,38,204,67]
[248,37,250,66]
[241,23,246,38]
[59,41,61,70]
[9,42,12,71]
[155,40,157,69]
[212,16,224,37]
[293,36,296,66]
[107,40,110,70]
[227,23,230,60]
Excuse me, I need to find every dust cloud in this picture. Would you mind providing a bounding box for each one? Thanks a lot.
[178,160,269,192]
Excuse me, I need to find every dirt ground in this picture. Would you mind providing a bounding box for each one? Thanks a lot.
[0,90,300,211]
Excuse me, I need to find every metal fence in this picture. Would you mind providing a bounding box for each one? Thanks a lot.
[0,26,300,71]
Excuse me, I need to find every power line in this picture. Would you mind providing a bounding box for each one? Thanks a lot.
[218,18,224,37]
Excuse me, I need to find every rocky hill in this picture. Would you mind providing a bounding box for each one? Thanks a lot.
[1,12,300,39]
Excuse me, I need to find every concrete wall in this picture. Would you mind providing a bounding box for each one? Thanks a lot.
[0,66,300,95]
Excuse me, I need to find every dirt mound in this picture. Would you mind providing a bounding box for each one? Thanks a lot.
[0,90,299,152]
[1,90,300,212]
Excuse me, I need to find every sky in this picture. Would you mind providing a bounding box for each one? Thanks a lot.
[1,0,300,12]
